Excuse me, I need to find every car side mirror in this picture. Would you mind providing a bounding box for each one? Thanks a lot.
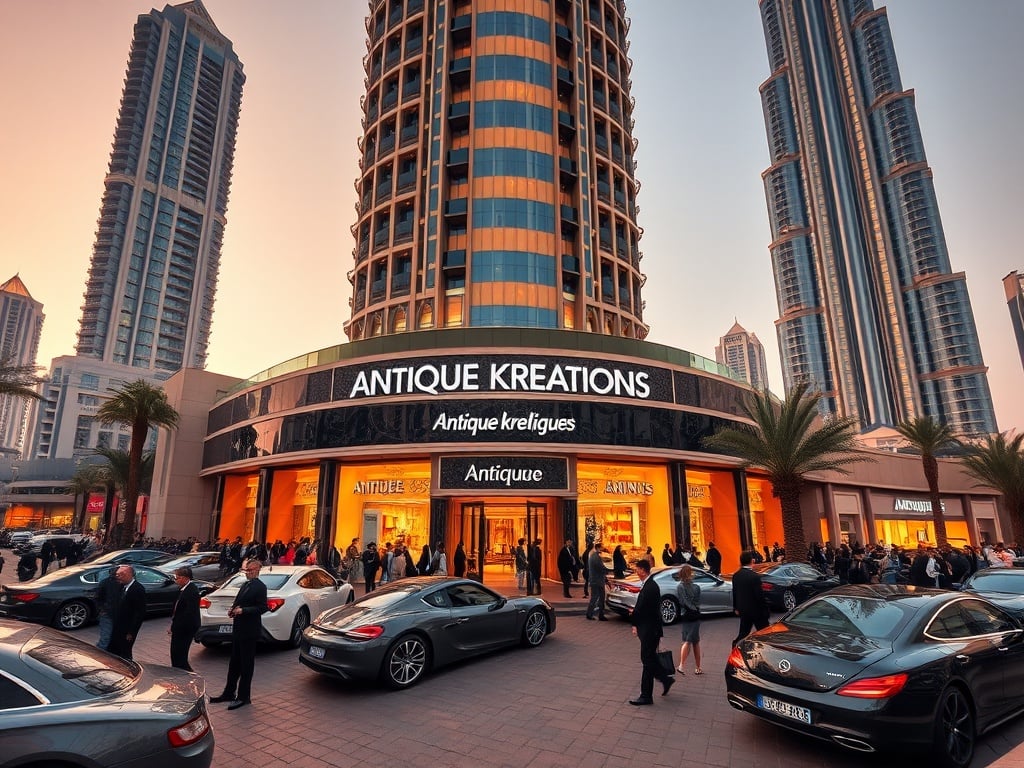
[489,598,507,612]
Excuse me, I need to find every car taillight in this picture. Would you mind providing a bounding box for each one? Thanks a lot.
[727,646,745,669]
[343,624,385,641]
[266,597,285,612]
[198,597,210,609]
[167,712,210,747]
[836,673,908,699]
[617,583,641,594]
[11,593,39,603]
[761,583,773,591]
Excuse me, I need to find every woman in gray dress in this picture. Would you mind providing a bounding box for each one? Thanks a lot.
[675,564,703,675]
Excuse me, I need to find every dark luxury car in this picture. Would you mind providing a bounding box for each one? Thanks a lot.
[754,562,840,611]
[606,565,734,623]
[157,551,226,584]
[960,568,1024,618]
[85,548,176,566]
[0,563,214,630]
[726,585,1024,767]
[299,576,555,689]
[0,619,214,767]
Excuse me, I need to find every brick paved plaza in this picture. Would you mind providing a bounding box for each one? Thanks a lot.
[3,566,1024,767]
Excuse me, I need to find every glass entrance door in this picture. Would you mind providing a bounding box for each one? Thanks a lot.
[461,502,485,581]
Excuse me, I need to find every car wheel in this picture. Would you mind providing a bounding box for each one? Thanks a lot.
[288,608,310,649]
[521,609,548,647]
[55,600,91,631]
[782,589,797,611]
[659,596,679,625]
[933,686,975,768]
[382,634,430,689]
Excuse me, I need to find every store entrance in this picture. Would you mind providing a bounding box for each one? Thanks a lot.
[457,500,549,584]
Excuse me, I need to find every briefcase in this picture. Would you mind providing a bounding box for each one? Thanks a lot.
[656,649,675,676]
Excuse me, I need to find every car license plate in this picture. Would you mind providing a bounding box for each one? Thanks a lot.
[308,646,326,659]
[218,624,233,634]
[757,694,811,724]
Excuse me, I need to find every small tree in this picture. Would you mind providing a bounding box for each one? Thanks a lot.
[703,382,868,562]
[95,381,178,547]
[960,432,1024,549]
[0,356,43,401]
[896,417,959,547]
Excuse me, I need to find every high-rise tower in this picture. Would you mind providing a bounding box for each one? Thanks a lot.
[0,275,44,456]
[716,320,769,391]
[1004,271,1024,374]
[758,0,996,435]
[76,0,244,373]
[345,0,646,341]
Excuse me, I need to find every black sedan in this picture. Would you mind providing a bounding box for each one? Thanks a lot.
[299,577,555,689]
[85,548,176,566]
[754,562,839,611]
[960,568,1024,618]
[0,563,214,630]
[0,619,214,766]
[726,585,1024,767]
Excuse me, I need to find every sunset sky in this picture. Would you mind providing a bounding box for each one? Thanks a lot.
[1,1,1021,430]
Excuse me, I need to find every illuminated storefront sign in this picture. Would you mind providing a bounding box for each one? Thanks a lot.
[438,456,569,491]
[893,498,947,515]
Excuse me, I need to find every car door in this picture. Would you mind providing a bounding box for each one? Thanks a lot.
[296,569,342,618]
[133,566,178,613]
[442,583,518,653]
[693,569,730,614]
[957,599,1024,718]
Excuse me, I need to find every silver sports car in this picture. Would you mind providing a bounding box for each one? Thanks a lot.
[299,576,555,689]
[0,618,214,767]
[606,565,734,623]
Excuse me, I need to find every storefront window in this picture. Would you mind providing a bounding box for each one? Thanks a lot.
[220,474,258,541]
[339,462,431,553]
[577,462,668,564]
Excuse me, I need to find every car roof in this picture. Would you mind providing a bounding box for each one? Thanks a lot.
[0,619,47,657]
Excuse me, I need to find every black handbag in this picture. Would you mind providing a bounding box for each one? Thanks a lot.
[656,649,675,676]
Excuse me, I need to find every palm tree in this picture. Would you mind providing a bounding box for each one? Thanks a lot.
[67,463,111,534]
[92,447,156,543]
[95,380,178,547]
[702,382,867,562]
[0,356,43,401]
[960,432,1024,550]
[895,417,959,547]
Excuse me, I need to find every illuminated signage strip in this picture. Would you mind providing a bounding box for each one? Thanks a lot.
[890,498,950,516]
[439,456,569,491]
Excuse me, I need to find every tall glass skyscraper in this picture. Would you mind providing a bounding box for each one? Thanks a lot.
[758,0,997,436]
[345,0,646,341]
[76,0,244,373]
[716,320,770,391]
[0,275,44,456]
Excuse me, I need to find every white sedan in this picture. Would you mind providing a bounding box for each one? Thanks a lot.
[195,565,354,648]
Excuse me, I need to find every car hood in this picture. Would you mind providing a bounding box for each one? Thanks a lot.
[738,623,892,691]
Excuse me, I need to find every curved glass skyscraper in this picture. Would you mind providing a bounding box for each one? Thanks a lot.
[346,0,646,341]
[759,0,997,436]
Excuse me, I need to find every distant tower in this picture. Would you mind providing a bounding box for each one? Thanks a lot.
[1004,271,1024,373]
[76,0,244,373]
[28,1,243,461]
[759,0,996,435]
[345,1,646,340]
[0,275,44,456]
[716,320,769,390]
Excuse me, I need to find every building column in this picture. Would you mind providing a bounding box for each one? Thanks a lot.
[429,497,448,548]
[734,469,753,550]
[209,475,224,543]
[668,461,690,547]
[254,468,273,545]
[315,460,339,563]
[961,494,978,546]
[821,483,839,546]
[860,487,876,547]
[562,498,578,546]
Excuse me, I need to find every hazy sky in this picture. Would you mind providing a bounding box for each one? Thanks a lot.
[1,1,1021,430]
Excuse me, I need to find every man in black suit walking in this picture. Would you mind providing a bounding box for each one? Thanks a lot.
[168,566,201,671]
[557,539,580,598]
[210,561,268,710]
[108,565,147,661]
[732,550,770,646]
[628,559,674,705]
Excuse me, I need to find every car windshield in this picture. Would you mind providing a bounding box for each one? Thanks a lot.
[784,595,911,640]
[222,573,290,591]
[967,572,1024,594]
[23,635,140,696]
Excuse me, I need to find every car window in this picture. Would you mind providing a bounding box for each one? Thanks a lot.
[789,565,821,579]
[0,674,43,709]
[787,595,909,640]
[200,555,219,566]
[423,590,448,608]
[298,570,335,589]
[24,635,139,696]
[694,571,718,585]
[959,599,1018,635]
[928,604,974,639]
[444,583,499,607]
[133,568,169,585]
[967,572,1024,594]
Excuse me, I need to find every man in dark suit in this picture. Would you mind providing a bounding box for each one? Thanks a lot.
[108,565,147,660]
[557,539,580,598]
[527,539,543,595]
[731,550,770,646]
[168,566,201,671]
[628,559,674,705]
[210,560,268,710]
